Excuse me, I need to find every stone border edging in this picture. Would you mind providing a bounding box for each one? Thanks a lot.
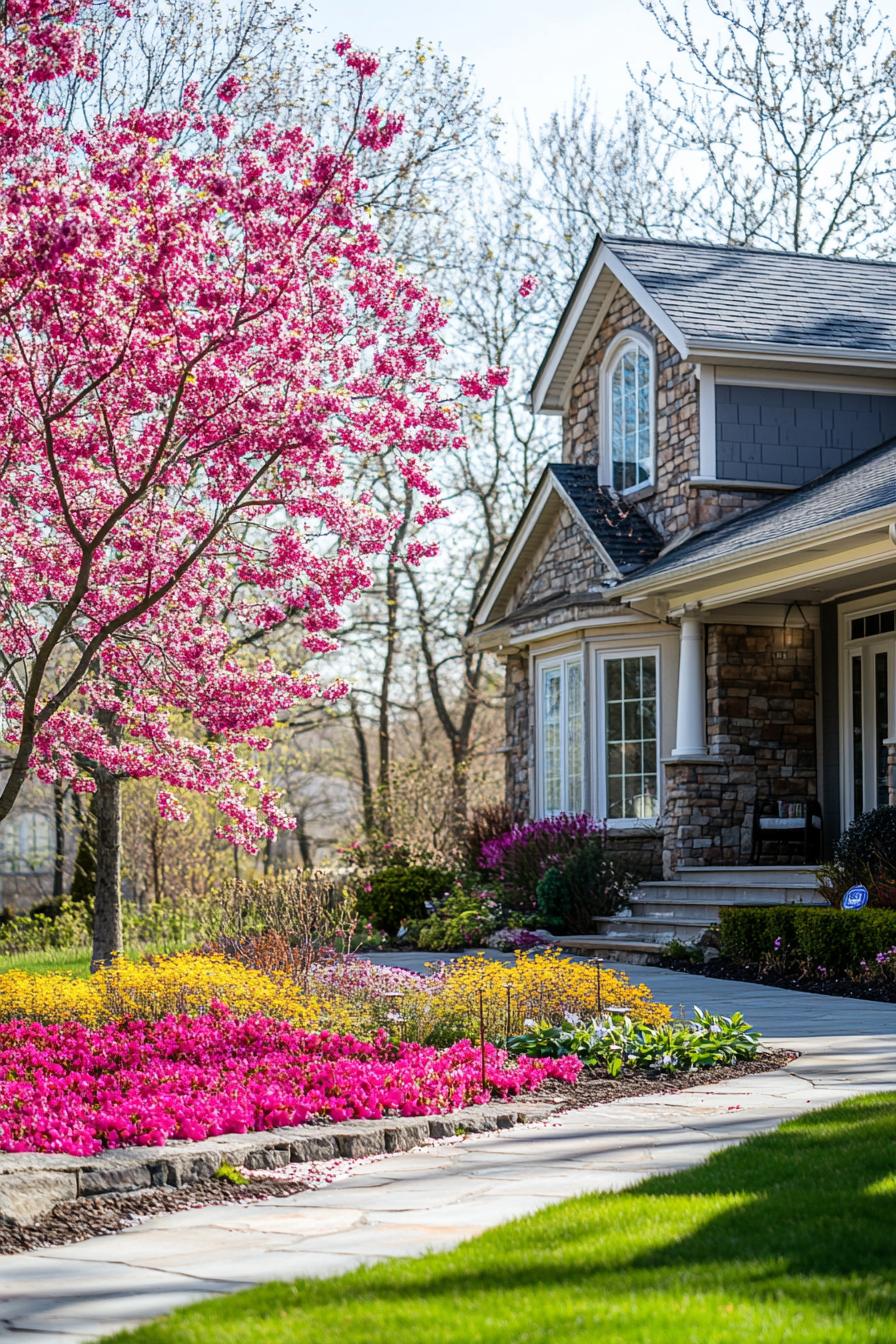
[0,1101,556,1229]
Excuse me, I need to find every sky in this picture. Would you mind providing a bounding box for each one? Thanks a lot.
[311,0,689,130]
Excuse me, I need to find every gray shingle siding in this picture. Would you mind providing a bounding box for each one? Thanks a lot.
[715,384,896,486]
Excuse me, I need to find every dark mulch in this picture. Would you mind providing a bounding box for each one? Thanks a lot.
[663,955,896,1002]
[533,1048,797,1112]
[1,1052,795,1257]
[0,1171,307,1257]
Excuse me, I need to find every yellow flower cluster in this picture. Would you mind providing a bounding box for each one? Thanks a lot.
[401,949,670,1044]
[0,949,669,1046]
[0,954,327,1030]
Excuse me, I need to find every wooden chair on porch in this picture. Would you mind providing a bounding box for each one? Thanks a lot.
[750,796,823,866]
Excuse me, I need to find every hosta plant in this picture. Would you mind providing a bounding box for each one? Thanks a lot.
[507,1007,760,1077]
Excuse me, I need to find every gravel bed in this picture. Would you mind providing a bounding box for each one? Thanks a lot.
[663,955,896,1002]
[0,1170,308,1256]
[531,1048,797,1112]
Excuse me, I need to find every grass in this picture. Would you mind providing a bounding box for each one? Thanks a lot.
[0,944,183,976]
[106,1093,896,1344]
[0,947,93,976]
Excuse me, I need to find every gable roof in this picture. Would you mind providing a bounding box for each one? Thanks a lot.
[617,435,896,597]
[533,234,896,414]
[549,465,664,573]
[472,464,662,628]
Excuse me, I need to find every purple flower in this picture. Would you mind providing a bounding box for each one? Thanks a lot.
[773,937,782,951]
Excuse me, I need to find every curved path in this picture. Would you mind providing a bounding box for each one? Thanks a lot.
[2,963,895,1343]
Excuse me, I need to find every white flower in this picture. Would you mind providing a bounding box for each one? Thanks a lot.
[563,1011,583,1026]
[709,1023,723,1035]
[523,1018,538,1029]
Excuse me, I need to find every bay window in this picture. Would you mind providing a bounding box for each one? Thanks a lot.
[539,655,584,815]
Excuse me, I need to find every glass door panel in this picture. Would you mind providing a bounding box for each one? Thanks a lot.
[849,640,894,818]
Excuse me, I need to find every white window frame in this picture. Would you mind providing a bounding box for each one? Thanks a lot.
[593,645,662,828]
[838,589,896,829]
[535,651,585,817]
[599,329,656,495]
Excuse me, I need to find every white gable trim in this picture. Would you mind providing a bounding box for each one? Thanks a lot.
[473,472,621,628]
[531,242,691,416]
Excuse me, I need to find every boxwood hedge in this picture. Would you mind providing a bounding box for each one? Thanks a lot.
[719,905,896,976]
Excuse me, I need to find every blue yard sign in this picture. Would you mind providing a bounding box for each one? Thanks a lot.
[841,885,869,910]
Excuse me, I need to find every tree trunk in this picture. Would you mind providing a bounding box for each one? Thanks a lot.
[350,700,375,836]
[52,782,66,903]
[91,769,123,970]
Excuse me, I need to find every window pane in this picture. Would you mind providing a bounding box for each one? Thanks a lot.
[604,654,658,819]
[876,651,889,808]
[611,366,624,491]
[610,344,651,492]
[852,654,863,817]
[566,660,584,814]
[542,668,562,814]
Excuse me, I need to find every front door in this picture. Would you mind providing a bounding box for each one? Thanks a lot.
[847,631,894,821]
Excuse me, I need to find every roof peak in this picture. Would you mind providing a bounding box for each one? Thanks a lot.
[602,233,896,272]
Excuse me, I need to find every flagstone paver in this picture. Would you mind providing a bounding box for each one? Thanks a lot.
[2,963,895,1343]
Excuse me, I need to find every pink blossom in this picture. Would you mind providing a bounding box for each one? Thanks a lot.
[216,75,243,103]
[518,273,539,298]
[0,1009,579,1156]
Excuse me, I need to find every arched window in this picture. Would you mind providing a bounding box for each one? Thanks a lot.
[602,333,655,492]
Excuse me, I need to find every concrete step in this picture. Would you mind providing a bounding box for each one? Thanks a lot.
[594,914,709,939]
[554,935,666,966]
[673,865,818,887]
[634,882,826,908]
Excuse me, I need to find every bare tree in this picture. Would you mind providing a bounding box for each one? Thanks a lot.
[637,0,896,254]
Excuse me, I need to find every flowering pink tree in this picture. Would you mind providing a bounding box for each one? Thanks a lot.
[0,2,499,963]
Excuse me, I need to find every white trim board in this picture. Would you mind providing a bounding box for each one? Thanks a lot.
[532,242,690,414]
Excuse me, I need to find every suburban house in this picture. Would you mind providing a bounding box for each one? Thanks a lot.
[471,236,896,949]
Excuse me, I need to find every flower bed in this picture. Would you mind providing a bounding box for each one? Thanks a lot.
[0,1007,579,1156]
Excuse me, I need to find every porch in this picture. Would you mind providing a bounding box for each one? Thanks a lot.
[618,482,896,882]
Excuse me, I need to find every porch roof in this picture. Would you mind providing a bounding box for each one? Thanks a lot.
[616,436,896,611]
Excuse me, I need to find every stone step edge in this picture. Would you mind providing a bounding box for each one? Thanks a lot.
[0,1103,557,1229]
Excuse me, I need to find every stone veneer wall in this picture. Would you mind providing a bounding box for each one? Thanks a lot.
[512,508,605,611]
[505,652,531,820]
[662,623,818,874]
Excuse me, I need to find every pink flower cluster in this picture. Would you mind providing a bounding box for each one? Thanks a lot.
[0,1008,580,1156]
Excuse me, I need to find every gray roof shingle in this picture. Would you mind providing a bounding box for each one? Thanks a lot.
[627,436,896,586]
[548,464,663,573]
[605,235,896,354]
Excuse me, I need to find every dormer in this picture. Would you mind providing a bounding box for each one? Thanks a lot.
[532,235,896,542]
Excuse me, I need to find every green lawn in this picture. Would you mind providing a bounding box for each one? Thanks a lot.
[0,947,92,976]
[0,945,180,976]
[108,1092,896,1344]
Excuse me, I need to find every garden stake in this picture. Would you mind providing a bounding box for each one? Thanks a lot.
[478,987,487,1090]
[504,982,512,1041]
[596,959,603,1016]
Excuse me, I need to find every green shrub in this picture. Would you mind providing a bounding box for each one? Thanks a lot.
[404,886,500,950]
[355,865,455,936]
[719,905,896,976]
[535,836,631,933]
[829,806,896,907]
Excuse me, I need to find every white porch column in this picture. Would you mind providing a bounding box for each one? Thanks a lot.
[672,617,707,758]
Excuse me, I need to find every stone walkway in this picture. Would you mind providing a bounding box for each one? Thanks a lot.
[2,964,895,1343]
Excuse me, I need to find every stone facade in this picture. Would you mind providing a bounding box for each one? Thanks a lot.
[504,652,531,821]
[511,508,606,611]
[662,624,818,873]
